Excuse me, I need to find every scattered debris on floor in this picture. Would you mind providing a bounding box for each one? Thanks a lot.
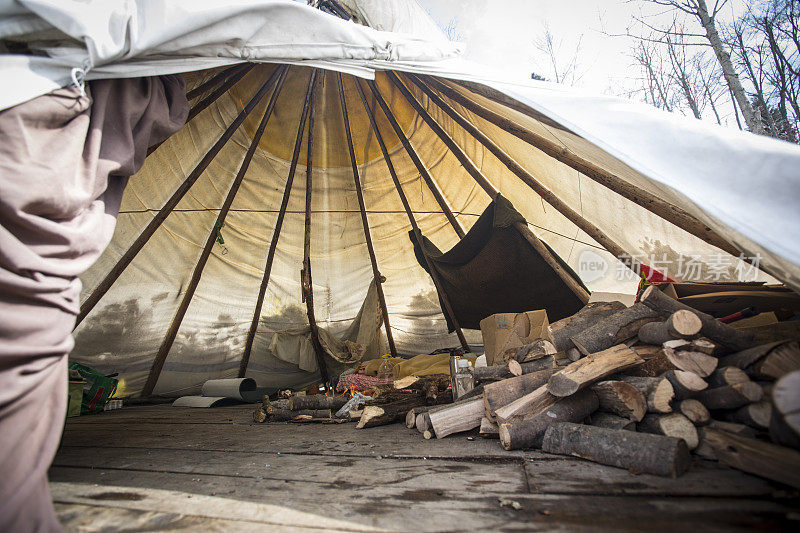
[251,282,800,488]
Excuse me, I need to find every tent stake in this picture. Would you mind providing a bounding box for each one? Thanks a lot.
[238,68,318,377]
[362,81,465,238]
[423,76,741,258]
[407,73,638,272]
[336,73,397,357]
[141,67,288,396]
[357,78,471,352]
[387,71,590,304]
[75,66,281,331]
[301,71,331,388]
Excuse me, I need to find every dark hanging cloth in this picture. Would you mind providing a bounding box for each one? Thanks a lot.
[411,195,586,332]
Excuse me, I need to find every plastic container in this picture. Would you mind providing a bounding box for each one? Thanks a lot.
[377,354,394,380]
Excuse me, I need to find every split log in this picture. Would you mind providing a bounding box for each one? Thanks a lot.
[499,389,599,450]
[590,412,636,431]
[718,401,771,430]
[269,408,332,421]
[662,339,691,351]
[693,382,763,410]
[694,428,717,460]
[664,348,718,378]
[542,422,691,477]
[393,375,419,389]
[473,361,523,383]
[428,396,485,438]
[289,395,349,411]
[518,356,557,374]
[707,366,750,388]
[770,370,800,449]
[718,340,787,370]
[677,399,710,426]
[630,345,663,360]
[547,344,644,397]
[415,412,431,434]
[662,369,708,400]
[637,310,702,345]
[569,303,660,355]
[551,301,627,351]
[640,285,754,351]
[590,380,646,422]
[751,341,800,380]
[705,428,800,488]
[502,339,556,363]
[638,413,699,450]
[479,417,499,438]
[483,368,559,421]
[624,351,671,377]
[617,375,674,413]
[357,400,424,428]
[493,384,558,423]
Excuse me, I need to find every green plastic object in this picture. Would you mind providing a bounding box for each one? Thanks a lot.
[67,381,83,418]
[69,363,118,415]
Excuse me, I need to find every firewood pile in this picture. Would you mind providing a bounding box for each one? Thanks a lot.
[253,284,800,487]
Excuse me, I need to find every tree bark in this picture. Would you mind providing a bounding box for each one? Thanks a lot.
[542,422,691,477]
[638,413,699,450]
[483,369,560,421]
[590,412,636,431]
[547,344,644,397]
[499,390,599,450]
[662,369,708,400]
[637,310,702,345]
[705,428,800,489]
[551,301,627,351]
[693,381,763,410]
[590,380,646,422]
[570,303,659,355]
[617,375,674,413]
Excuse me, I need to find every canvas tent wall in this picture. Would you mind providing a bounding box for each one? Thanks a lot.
[3,0,799,398]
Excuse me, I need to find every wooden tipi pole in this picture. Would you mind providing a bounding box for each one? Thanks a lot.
[238,68,317,377]
[423,76,741,258]
[300,70,331,388]
[406,73,637,271]
[363,84,465,239]
[75,66,280,330]
[147,64,255,157]
[336,73,397,357]
[186,63,250,100]
[141,67,288,396]
[386,71,590,304]
[355,78,470,352]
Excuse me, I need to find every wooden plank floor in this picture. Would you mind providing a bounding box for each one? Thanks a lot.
[52,404,799,531]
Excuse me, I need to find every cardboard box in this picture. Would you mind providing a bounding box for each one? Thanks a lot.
[480,310,552,366]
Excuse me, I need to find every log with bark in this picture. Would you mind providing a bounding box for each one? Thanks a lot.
[542,422,691,477]
[637,310,702,345]
[638,413,699,450]
[718,341,788,370]
[640,285,754,351]
[406,406,429,428]
[676,399,710,426]
[704,428,800,489]
[502,339,556,363]
[750,341,800,380]
[357,399,425,429]
[550,301,627,351]
[663,347,718,378]
[499,389,599,450]
[770,370,800,449]
[482,368,559,421]
[662,369,708,400]
[569,303,659,355]
[547,344,644,397]
[590,380,646,422]
[289,395,349,411]
[590,412,636,431]
[708,419,758,437]
[707,366,750,388]
[692,381,763,410]
[473,361,523,383]
[617,375,674,413]
[270,408,333,422]
[718,401,771,430]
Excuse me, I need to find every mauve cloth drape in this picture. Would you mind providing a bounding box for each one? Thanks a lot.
[0,75,187,532]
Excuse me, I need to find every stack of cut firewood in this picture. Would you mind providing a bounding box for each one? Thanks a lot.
[401,285,800,486]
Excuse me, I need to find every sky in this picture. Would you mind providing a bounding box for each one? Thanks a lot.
[416,0,750,103]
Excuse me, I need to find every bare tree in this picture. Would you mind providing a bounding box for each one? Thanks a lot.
[533,22,585,86]
[639,0,766,133]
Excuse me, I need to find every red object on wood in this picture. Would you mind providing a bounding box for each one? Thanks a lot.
[640,264,675,283]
